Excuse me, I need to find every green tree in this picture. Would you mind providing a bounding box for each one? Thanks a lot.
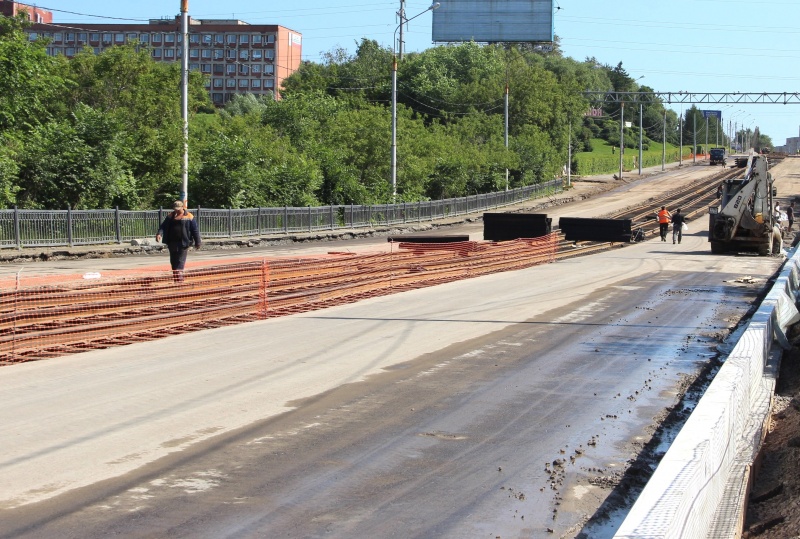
[0,14,66,133]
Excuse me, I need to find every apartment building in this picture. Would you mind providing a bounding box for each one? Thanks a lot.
[2,1,302,104]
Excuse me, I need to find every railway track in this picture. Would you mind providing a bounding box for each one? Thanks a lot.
[0,167,752,365]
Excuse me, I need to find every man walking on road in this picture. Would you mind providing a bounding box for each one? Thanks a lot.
[788,201,795,232]
[657,206,671,242]
[671,208,689,244]
[156,200,202,282]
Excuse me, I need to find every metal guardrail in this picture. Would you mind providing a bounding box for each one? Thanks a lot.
[0,180,563,249]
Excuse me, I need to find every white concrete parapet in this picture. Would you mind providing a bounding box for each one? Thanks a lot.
[614,248,800,539]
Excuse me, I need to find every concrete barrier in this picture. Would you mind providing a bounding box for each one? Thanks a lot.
[614,247,800,539]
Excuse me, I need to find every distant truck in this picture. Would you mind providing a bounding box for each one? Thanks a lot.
[709,147,726,166]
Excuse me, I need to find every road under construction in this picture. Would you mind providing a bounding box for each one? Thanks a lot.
[1,157,799,538]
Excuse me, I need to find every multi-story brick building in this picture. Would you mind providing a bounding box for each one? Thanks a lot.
[1,1,302,104]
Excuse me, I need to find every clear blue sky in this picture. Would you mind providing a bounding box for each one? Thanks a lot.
[37,0,800,145]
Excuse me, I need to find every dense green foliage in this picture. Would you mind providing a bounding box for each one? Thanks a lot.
[1,14,702,210]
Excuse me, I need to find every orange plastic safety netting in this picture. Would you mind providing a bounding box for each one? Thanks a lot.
[0,235,558,364]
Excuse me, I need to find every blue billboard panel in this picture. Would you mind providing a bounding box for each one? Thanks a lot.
[432,0,554,43]
[702,110,722,119]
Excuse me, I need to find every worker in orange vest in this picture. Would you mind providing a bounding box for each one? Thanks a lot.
[657,206,671,242]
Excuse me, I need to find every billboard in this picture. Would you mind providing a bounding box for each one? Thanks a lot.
[702,110,722,120]
[432,0,554,43]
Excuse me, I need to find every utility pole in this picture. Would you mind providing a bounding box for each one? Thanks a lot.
[662,108,666,171]
[693,113,697,164]
[619,103,624,180]
[504,83,509,190]
[679,107,683,166]
[398,0,406,60]
[180,0,189,203]
[638,103,643,175]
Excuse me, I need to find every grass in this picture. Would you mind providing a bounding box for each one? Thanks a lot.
[574,138,694,175]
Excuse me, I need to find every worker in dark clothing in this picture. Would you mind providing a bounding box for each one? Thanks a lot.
[671,208,689,244]
[156,200,202,282]
[788,202,795,231]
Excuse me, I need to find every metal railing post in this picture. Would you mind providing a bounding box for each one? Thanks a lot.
[284,206,288,233]
[66,205,73,247]
[115,206,122,244]
[228,207,233,238]
[308,206,312,233]
[13,206,20,249]
[330,204,334,230]
[257,207,262,235]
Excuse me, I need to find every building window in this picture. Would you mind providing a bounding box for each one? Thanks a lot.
[212,93,224,104]
[265,50,275,60]
[115,33,124,44]
[253,49,262,60]
[202,34,212,45]
[265,79,274,88]
[151,33,162,44]
[164,49,175,59]
[226,34,236,45]
[239,34,249,44]
[53,32,63,42]
[267,34,275,44]
[190,34,200,44]
[165,34,175,44]
[226,49,236,60]
[65,32,75,42]
[66,47,76,57]
[152,49,162,59]
[189,49,199,59]
[239,50,249,60]
[252,79,262,89]
[89,33,99,41]
[239,64,249,75]
[238,79,249,88]
[201,49,211,59]
[253,35,262,45]
[139,33,149,43]
[213,64,224,74]
[204,78,211,88]
[127,33,137,42]
[78,33,88,43]
[189,63,200,71]
[213,49,223,60]
[213,78,223,88]
[214,34,224,45]
[252,64,262,74]
[264,64,274,75]
[201,64,211,73]
[226,78,236,88]
[226,64,236,74]
[93,47,101,54]
[27,32,37,41]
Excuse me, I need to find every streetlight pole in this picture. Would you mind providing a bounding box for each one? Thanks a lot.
[619,102,624,180]
[180,0,189,204]
[391,2,439,201]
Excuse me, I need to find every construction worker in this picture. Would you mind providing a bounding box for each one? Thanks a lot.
[657,206,671,242]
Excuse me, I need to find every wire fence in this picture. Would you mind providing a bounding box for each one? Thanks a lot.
[0,180,562,249]
[0,234,561,364]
